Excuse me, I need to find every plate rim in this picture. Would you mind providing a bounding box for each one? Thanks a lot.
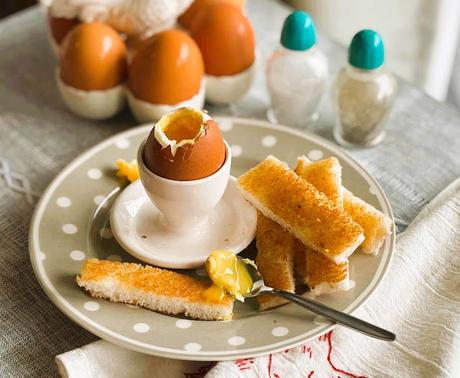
[29,117,395,361]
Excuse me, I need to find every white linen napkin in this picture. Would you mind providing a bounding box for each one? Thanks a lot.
[56,178,460,378]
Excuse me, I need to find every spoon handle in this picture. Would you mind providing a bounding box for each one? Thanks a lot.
[270,288,395,341]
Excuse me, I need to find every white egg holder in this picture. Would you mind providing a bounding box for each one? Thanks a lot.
[126,80,206,123]
[205,62,255,105]
[56,70,126,120]
[55,53,256,121]
[110,140,257,269]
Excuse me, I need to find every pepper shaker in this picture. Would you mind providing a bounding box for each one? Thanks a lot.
[333,30,397,147]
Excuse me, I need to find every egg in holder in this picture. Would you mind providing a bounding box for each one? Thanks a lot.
[56,22,127,120]
[190,2,256,104]
[110,108,257,269]
[127,29,206,123]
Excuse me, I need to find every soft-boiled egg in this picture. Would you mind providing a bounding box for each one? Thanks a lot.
[143,107,226,181]
[57,22,127,119]
[190,2,255,104]
[127,29,205,123]
[178,0,245,30]
[47,12,79,57]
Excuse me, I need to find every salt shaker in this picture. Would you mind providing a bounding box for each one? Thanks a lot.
[266,11,328,129]
[333,29,397,147]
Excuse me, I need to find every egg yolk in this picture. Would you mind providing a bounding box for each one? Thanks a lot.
[205,250,254,302]
[162,110,203,142]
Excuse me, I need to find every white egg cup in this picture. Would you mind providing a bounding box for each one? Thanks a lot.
[205,61,256,104]
[56,70,126,120]
[126,80,206,123]
[110,140,257,269]
[139,139,231,231]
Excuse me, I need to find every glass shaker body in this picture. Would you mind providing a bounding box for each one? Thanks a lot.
[333,64,397,147]
[266,46,328,129]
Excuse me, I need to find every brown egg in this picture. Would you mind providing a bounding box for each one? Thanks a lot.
[144,108,226,181]
[190,3,255,76]
[47,12,80,45]
[60,22,127,91]
[179,0,245,30]
[128,29,204,105]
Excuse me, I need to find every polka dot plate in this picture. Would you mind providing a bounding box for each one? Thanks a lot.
[29,117,395,361]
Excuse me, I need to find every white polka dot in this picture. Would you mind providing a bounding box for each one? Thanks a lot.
[369,185,378,195]
[219,120,233,132]
[62,224,78,234]
[70,250,85,261]
[195,268,207,277]
[115,138,130,149]
[94,195,106,206]
[176,319,192,329]
[228,336,246,346]
[231,145,243,157]
[272,326,289,337]
[262,135,277,147]
[107,254,122,261]
[38,251,46,261]
[84,301,100,311]
[133,323,150,333]
[184,342,202,352]
[100,228,113,239]
[57,196,71,208]
[87,168,102,180]
[307,149,324,161]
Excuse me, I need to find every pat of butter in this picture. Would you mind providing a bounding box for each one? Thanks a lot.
[205,250,254,302]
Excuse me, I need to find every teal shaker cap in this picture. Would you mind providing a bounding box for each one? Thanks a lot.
[281,11,317,51]
[348,29,384,70]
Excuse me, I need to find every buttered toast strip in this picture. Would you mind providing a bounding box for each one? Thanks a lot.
[237,156,364,263]
[295,156,344,208]
[296,156,392,255]
[294,240,350,296]
[76,259,233,321]
[293,156,351,294]
[342,189,392,255]
[256,213,296,310]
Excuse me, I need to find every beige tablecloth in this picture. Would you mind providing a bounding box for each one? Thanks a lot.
[1,1,460,376]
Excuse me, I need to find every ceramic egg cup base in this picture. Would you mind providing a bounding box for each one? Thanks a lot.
[110,177,257,269]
